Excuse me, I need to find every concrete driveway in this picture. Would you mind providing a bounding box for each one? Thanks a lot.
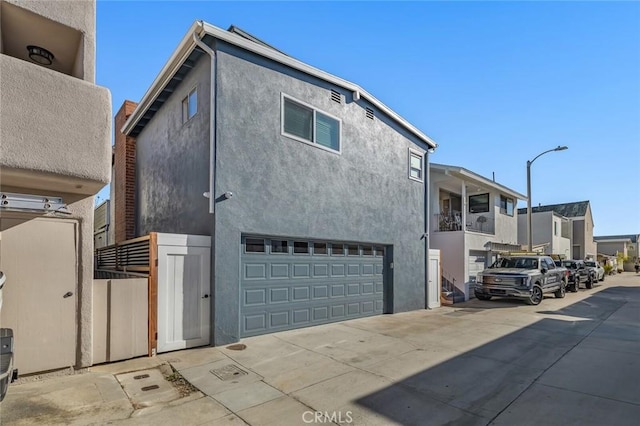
[2,273,639,425]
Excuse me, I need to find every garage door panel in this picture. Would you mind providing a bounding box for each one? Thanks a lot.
[271,264,289,278]
[245,263,267,279]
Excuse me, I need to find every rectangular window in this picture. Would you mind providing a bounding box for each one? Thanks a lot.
[374,246,384,257]
[469,193,490,213]
[245,238,265,253]
[362,246,373,256]
[408,148,424,182]
[182,88,197,123]
[293,241,309,254]
[554,221,558,236]
[271,240,288,254]
[313,242,328,255]
[332,244,344,255]
[347,244,359,256]
[282,94,341,153]
[499,195,514,216]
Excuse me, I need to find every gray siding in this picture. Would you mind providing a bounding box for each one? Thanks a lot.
[212,43,428,344]
[135,56,212,236]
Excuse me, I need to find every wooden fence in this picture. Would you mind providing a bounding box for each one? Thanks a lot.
[94,233,158,356]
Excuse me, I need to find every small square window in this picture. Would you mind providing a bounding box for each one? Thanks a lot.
[408,149,423,182]
[362,246,373,256]
[271,240,288,254]
[347,244,359,256]
[245,238,265,253]
[313,243,328,255]
[499,195,514,216]
[182,88,197,123]
[294,241,309,254]
[332,244,344,255]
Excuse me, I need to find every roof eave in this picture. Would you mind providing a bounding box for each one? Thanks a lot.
[122,21,201,135]
[431,163,527,200]
[123,21,437,149]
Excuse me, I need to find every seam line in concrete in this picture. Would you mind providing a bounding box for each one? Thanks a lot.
[485,299,628,425]
[535,383,640,407]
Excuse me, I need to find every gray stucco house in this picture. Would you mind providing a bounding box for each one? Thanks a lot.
[117,21,438,345]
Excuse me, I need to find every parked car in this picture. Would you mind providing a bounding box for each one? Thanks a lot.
[585,260,605,282]
[0,271,16,402]
[475,255,567,305]
[561,260,595,291]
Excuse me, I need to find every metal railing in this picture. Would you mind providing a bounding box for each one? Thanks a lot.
[435,212,495,235]
[95,235,151,273]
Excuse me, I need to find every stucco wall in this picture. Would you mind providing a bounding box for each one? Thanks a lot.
[431,231,464,289]
[491,191,519,244]
[210,43,428,344]
[135,56,212,237]
[5,0,96,82]
[0,54,111,193]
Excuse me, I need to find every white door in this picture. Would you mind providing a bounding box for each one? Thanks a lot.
[428,249,441,309]
[0,217,77,374]
[157,244,210,353]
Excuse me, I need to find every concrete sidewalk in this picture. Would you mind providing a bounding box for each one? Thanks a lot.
[1,273,638,425]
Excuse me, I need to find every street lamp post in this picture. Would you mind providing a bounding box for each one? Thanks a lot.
[527,145,568,252]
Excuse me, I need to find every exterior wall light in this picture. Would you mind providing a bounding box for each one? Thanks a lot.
[26,45,54,66]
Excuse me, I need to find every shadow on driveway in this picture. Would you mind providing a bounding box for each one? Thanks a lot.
[354,286,640,426]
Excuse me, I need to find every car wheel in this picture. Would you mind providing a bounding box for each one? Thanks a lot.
[476,294,492,301]
[586,276,593,289]
[600,274,605,282]
[526,285,543,305]
[554,281,566,298]
[572,281,579,292]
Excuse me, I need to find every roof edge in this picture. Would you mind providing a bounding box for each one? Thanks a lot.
[122,21,201,135]
[123,20,437,149]
[430,163,527,200]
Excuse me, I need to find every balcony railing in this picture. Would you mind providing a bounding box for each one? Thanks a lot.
[435,212,495,235]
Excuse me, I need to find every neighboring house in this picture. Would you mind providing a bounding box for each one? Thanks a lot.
[517,210,572,258]
[517,201,597,260]
[0,0,111,374]
[114,22,438,346]
[429,163,526,301]
[594,234,639,272]
[94,200,111,249]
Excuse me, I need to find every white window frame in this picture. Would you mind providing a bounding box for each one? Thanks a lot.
[182,87,198,124]
[281,93,342,154]
[408,148,424,183]
[499,195,514,216]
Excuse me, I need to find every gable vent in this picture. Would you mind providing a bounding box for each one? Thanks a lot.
[330,90,342,104]
[365,107,374,120]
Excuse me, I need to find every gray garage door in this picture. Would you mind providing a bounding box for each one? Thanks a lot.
[240,236,386,337]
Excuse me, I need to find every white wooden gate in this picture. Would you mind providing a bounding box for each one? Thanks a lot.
[428,249,441,309]
[157,233,211,353]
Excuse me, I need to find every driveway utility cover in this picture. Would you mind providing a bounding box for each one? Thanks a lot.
[116,368,179,408]
[210,364,248,381]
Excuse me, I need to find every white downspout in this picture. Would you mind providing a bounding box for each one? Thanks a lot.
[193,23,216,213]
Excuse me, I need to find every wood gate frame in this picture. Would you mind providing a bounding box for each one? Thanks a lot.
[95,233,158,356]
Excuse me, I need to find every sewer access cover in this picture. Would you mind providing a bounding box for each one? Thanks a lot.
[116,367,180,409]
[210,364,248,381]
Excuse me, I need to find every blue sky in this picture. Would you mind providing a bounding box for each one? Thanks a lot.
[96,1,640,236]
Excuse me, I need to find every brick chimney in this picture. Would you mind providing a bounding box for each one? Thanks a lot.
[114,100,138,243]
